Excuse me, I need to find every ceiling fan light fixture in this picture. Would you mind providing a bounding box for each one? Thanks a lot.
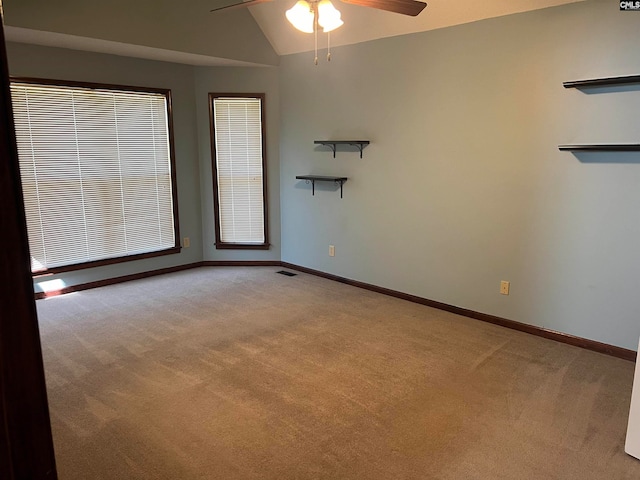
[317,0,343,32]
[286,1,315,33]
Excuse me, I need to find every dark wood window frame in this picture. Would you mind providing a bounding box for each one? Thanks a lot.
[208,92,270,250]
[10,77,181,276]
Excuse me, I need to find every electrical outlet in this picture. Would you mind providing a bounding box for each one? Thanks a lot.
[329,245,335,257]
[183,237,190,248]
[500,280,510,295]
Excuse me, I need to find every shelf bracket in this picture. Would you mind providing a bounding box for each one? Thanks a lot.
[302,178,345,198]
[327,144,337,158]
[303,178,316,196]
[348,143,365,158]
[314,140,369,158]
[297,175,348,198]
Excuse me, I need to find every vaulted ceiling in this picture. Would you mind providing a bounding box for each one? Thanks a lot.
[248,0,587,55]
[4,0,587,66]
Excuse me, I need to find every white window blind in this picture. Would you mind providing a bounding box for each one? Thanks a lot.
[10,81,177,273]
[212,96,266,245]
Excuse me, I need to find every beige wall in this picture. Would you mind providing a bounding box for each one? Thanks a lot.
[8,0,640,351]
[279,0,640,350]
[194,66,282,262]
[7,42,204,292]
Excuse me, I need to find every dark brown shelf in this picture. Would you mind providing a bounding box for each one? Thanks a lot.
[296,175,348,198]
[563,75,640,89]
[314,140,369,158]
[558,144,640,152]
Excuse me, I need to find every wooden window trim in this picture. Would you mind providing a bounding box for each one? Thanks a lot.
[208,92,270,250]
[11,77,182,276]
[31,247,182,277]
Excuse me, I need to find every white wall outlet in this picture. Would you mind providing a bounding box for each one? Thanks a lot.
[329,245,335,257]
[183,237,190,248]
[500,280,510,295]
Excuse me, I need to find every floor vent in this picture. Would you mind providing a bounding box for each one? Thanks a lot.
[276,270,297,277]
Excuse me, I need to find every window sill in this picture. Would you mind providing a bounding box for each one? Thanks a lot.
[31,246,182,277]
[215,243,270,250]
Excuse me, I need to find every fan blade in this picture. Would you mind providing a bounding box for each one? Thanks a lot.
[210,0,273,12]
[341,0,426,16]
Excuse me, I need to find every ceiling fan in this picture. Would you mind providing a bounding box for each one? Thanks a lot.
[210,0,427,17]
[210,0,427,63]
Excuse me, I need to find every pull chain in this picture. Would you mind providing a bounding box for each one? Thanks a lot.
[314,12,318,65]
[327,31,331,61]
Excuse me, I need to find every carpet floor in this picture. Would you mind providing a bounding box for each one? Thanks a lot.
[36,266,640,479]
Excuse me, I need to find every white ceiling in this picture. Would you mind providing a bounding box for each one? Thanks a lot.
[5,0,587,66]
[248,0,587,55]
[4,26,266,67]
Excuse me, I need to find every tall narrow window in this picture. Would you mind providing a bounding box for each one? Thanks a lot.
[209,93,269,249]
[11,79,180,274]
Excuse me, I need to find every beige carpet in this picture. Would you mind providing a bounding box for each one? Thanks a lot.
[36,266,640,479]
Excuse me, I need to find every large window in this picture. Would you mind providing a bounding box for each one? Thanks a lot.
[209,93,269,249]
[11,79,180,274]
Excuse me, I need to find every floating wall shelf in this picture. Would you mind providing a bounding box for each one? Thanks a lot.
[559,144,640,152]
[296,175,348,198]
[560,74,640,151]
[563,75,640,89]
[314,140,370,158]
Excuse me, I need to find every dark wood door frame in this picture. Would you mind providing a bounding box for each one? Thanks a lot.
[0,7,59,480]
